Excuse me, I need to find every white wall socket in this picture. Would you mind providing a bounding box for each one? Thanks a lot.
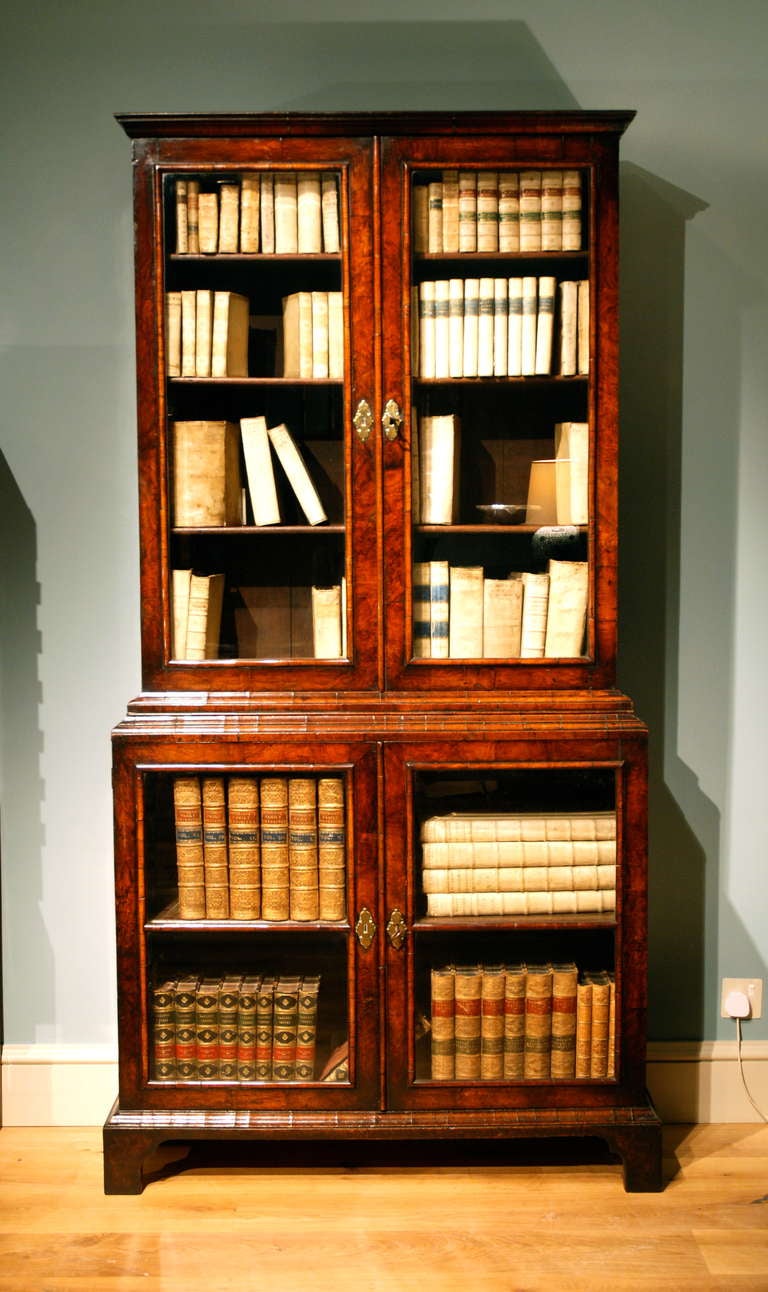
[721,977,763,1019]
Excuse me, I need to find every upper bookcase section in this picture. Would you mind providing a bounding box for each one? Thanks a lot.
[116,111,634,700]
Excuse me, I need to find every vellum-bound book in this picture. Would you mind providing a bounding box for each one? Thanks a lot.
[312,584,343,658]
[419,414,460,524]
[482,576,523,658]
[211,291,249,377]
[421,812,616,844]
[185,572,225,660]
[519,571,549,658]
[544,559,588,657]
[274,171,298,253]
[268,423,327,526]
[172,421,242,527]
[555,422,589,525]
[240,416,281,526]
[449,566,484,658]
[297,171,322,253]
[217,182,240,253]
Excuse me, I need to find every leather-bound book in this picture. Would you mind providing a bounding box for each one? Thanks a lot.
[295,975,321,1080]
[260,777,290,920]
[430,965,455,1080]
[227,776,260,920]
[289,777,319,921]
[202,777,229,919]
[173,776,205,919]
[318,777,346,921]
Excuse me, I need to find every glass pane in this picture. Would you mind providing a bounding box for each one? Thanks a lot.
[410,766,617,1084]
[163,169,347,663]
[143,770,351,1085]
[410,167,591,662]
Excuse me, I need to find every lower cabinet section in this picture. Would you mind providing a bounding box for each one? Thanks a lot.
[105,706,662,1192]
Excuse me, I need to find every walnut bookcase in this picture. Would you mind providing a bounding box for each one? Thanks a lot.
[105,111,662,1194]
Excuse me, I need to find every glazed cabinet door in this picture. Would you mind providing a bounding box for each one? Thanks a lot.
[382,735,649,1112]
[379,126,622,692]
[130,131,380,692]
[113,736,380,1111]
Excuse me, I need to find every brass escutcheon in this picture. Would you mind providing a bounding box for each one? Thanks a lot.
[381,398,402,442]
[353,398,374,443]
[355,906,376,950]
[386,908,407,950]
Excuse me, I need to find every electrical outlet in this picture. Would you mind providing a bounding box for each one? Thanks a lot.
[721,977,763,1019]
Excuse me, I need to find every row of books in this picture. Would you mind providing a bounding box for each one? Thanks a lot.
[413,416,589,528]
[282,291,344,379]
[173,172,340,256]
[413,169,583,256]
[172,418,329,529]
[152,973,322,1082]
[416,276,588,379]
[167,289,249,378]
[172,774,346,921]
[430,962,615,1082]
[413,559,588,659]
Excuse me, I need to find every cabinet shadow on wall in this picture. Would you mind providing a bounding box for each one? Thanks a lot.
[0,449,53,1040]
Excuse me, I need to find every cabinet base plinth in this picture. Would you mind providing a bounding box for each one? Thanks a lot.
[102,1096,662,1194]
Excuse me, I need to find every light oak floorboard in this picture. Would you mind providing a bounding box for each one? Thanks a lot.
[0,1126,766,1290]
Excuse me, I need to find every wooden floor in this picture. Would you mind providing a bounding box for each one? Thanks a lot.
[0,1125,766,1290]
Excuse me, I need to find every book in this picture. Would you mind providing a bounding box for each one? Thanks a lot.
[587,970,612,1078]
[186,180,200,253]
[430,965,455,1079]
[577,278,590,373]
[321,172,340,252]
[211,291,249,377]
[493,277,508,376]
[429,560,450,658]
[480,965,505,1080]
[561,169,583,251]
[152,980,177,1080]
[482,575,523,658]
[421,811,616,844]
[519,170,542,252]
[174,180,188,253]
[449,565,484,657]
[421,837,616,866]
[289,777,319,921]
[282,290,314,378]
[174,976,199,1079]
[523,962,552,1079]
[519,571,549,658]
[534,275,556,375]
[194,288,213,377]
[454,965,482,1080]
[217,182,240,253]
[425,890,615,916]
[185,572,225,660]
[427,180,443,252]
[259,777,290,920]
[202,776,229,919]
[180,289,196,376]
[575,977,593,1078]
[541,170,563,251]
[477,277,495,377]
[312,584,343,658]
[550,962,578,1079]
[311,290,329,379]
[457,171,477,252]
[297,171,322,253]
[421,862,616,892]
[434,279,450,378]
[195,977,221,1079]
[172,421,242,528]
[498,171,520,252]
[503,965,526,1079]
[240,416,281,526]
[318,777,346,920]
[419,413,460,524]
[218,974,242,1080]
[558,280,578,376]
[448,278,464,378]
[476,171,498,252]
[272,975,301,1080]
[260,173,275,253]
[520,276,538,375]
[255,976,276,1079]
[274,171,298,253]
[267,423,327,525]
[295,975,321,1080]
[462,278,480,378]
[165,291,181,377]
[173,776,205,919]
[239,174,260,252]
[441,170,459,252]
[418,281,436,378]
[227,776,260,920]
[236,974,260,1080]
[507,277,523,377]
[328,291,343,378]
[171,568,192,659]
[197,190,218,254]
[544,559,588,657]
[412,561,431,658]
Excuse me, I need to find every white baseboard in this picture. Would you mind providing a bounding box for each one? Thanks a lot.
[2,1041,767,1127]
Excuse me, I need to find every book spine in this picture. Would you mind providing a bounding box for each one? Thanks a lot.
[418,281,436,378]
[272,975,301,1080]
[476,171,498,252]
[239,174,260,252]
[236,975,260,1080]
[195,977,221,1080]
[449,565,484,658]
[454,965,482,1080]
[524,963,552,1080]
[295,975,321,1080]
[558,280,578,376]
[462,278,479,378]
[577,278,590,374]
[289,777,319,921]
[274,171,298,253]
[480,965,505,1080]
[427,180,443,253]
[311,290,329,379]
[217,182,240,253]
[260,777,290,921]
[519,170,542,252]
[202,777,229,919]
[152,980,177,1081]
[165,291,181,377]
[534,275,556,376]
[575,979,593,1078]
[260,173,275,253]
[425,890,614,916]
[421,838,616,865]
[430,965,455,1080]
[448,278,464,379]
[421,862,616,892]
[321,173,340,253]
[174,179,188,254]
[174,976,199,1079]
[503,965,526,1079]
[541,170,563,251]
[197,190,219,254]
[457,171,477,252]
[588,971,611,1078]
[297,171,322,253]
[255,977,276,1080]
[520,276,538,375]
[441,170,459,253]
[412,561,431,658]
[420,812,617,844]
[493,277,508,377]
[180,290,196,376]
[498,171,520,252]
[186,181,199,254]
[550,962,578,1079]
[227,775,260,920]
[218,975,242,1080]
[520,571,550,658]
[507,277,523,377]
[561,170,583,251]
[476,277,495,377]
[429,560,450,659]
[318,777,346,920]
[173,776,205,919]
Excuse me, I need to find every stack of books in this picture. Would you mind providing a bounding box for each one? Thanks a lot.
[416,276,587,378]
[413,169,582,254]
[430,962,615,1081]
[413,559,589,660]
[152,973,321,1082]
[420,810,616,915]
[174,171,340,255]
[172,774,347,921]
